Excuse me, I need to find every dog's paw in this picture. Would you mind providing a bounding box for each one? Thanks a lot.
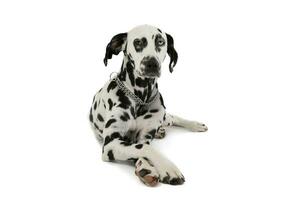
[135,158,159,187]
[186,121,208,132]
[155,127,166,139]
[154,159,185,185]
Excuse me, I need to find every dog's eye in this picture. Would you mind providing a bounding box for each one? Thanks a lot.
[134,39,142,46]
[157,38,165,46]
[134,38,147,52]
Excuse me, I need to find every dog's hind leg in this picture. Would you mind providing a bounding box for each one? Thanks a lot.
[162,113,208,132]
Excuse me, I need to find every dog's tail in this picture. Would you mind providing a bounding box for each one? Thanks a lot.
[164,113,208,132]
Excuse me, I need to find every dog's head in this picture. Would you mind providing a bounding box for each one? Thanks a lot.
[103,25,178,78]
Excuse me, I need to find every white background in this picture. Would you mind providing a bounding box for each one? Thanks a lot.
[0,0,283,199]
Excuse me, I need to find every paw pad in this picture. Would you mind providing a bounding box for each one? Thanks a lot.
[135,158,159,187]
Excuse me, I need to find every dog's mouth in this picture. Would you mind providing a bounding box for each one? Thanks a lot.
[144,71,161,78]
[138,69,161,78]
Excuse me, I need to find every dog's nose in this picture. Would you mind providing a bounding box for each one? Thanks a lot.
[143,57,160,72]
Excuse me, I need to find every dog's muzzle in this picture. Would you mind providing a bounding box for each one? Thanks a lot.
[141,57,160,77]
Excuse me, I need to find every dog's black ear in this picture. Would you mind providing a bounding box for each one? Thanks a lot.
[103,33,127,66]
[166,33,178,73]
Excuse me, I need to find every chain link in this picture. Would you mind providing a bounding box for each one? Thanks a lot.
[110,73,159,107]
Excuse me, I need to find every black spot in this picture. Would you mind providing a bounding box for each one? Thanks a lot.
[104,136,111,147]
[130,107,136,118]
[108,99,113,111]
[118,63,127,81]
[139,169,151,177]
[92,95,96,103]
[157,28,162,33]
[123,43,127,53]
[142,37,148,47]
[144,114,152,119]
[126,62,135,86]
[142,157,154,167]
[89,113,93,122]
[97,114,104,122]
[143,157,149,161]
[123,112,130,120]
[111,132,121,139]
[159,94,166,109]
[150,109,159,113]
[135,144,143,149]
[135,131,140,142]
[107,81,117,92]
[104,132,121,147]
[89,108,93,122]
[120,112,130,121]
[137,107,148,117]
[120,115,127,121]
[116,89,131,109]
[148,129,156,138]
[136,77,148,88]
[134,89,144,101]
[145,141,150,145]
[145,135,152,139]
[146,83,152,102]
[162,174,170,184]
[107,150,115,161]
[94,122,99,130]
[133,37,148,52]
[93,123,103,133]
[122,135,131,143]
[170,178,184,185]
[105,119,117,128]
[93,101,97,110]
[120,141,132,146]
[143,89,149,101]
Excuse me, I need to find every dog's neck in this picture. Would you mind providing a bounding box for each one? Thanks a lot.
[118,55,158,104]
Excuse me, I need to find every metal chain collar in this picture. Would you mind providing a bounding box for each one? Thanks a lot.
[110,72,159,107]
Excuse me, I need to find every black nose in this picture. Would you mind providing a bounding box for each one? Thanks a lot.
[143,57,160,72]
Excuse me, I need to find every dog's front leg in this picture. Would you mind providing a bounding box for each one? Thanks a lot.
[102,132,185,185]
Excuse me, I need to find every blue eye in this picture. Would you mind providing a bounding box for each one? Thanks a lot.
[157,39,165,46]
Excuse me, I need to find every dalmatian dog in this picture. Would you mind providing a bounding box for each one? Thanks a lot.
[89,25,208,186]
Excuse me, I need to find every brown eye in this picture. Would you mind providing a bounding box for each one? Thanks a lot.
[134,39,142,46]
